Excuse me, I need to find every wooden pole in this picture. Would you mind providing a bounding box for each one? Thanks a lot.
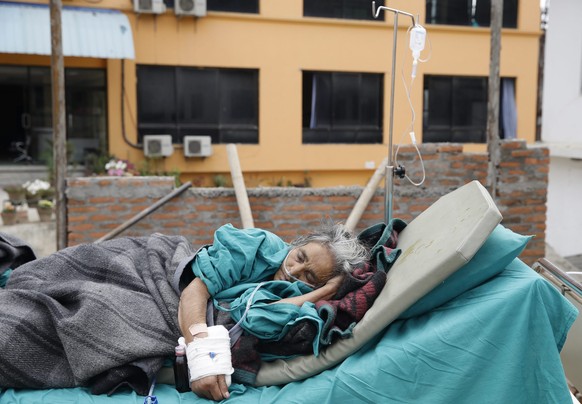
[226,144,254,229]
[345,157,388,232]
[49,0,67,250]
[486,0,503,199]
[95,182,192,243]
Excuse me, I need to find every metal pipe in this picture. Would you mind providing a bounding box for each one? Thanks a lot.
[533,258,582,304]
[95,181,192,243]
[372,1,417,225]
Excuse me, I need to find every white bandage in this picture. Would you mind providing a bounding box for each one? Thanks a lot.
[186,325,234,385]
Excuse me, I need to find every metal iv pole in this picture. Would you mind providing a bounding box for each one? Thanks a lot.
[372,2,417,225]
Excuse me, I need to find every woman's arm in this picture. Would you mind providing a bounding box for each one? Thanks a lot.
[274,274,344,307]
[178,277,210,344]
[178,277,230,401]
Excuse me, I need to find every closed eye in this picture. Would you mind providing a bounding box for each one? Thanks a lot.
[305,270,318,285]
[297,250,305,262]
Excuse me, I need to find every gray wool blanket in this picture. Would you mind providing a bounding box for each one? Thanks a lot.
[0,233,195,396]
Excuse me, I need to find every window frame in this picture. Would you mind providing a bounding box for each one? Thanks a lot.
[136,65,259,144]
[163,0,259,14]
[422,74,517,143]
[425,0,518,29]
[303,0,385,21]
[302,70,384,144]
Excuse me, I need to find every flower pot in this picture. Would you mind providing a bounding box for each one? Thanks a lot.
[36,207,54,222]
[4,188,25,204]
[16,209,28,224]
[1,212,17,226]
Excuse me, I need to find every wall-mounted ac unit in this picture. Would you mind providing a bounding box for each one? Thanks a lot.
[175,0,206,16]
[184,136,212,157]
[144,135,174,157]
[134,0,166,14]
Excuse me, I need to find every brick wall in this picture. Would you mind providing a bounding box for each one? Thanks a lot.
[66,141,548,265]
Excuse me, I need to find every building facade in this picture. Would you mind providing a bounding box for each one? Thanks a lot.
[540,0,582,258]
[0,0,541,187]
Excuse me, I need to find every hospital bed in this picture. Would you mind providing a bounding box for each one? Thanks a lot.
[0,180,577,403]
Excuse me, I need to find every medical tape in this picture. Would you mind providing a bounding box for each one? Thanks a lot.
[186,325,234,383]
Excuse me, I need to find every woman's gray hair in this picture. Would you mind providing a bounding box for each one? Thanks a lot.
[290,222,370,277]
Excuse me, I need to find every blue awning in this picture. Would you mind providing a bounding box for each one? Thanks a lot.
[0,1,134,59]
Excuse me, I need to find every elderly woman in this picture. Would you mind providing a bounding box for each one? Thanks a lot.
[177,222,369,400]
[0,221,370,400]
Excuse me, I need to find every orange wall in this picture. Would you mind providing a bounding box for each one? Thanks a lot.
[2,0,541,187]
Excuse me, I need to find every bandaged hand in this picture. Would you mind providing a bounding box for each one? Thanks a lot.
[186,325,233,400]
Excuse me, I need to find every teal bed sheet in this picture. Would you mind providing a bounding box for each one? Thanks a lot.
[1,258,577,403]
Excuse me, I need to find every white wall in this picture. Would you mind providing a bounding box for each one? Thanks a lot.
[541,0,582,257]
[547,157,582,257]
[541,0,582,144]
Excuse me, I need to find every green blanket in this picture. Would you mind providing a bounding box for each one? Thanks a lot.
[2,258,576,403]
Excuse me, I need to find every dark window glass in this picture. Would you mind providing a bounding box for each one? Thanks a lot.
[0,65,106,164]
[137,66,176,125]
[65,69,108,163]
[304,0,384,21]
[178,68,218,125]
[425,0,518,28]
[137,66,258,144]
[207,0,258,13]
[423,75,488,143]
[303,71,383,144]
[164,0,258,12]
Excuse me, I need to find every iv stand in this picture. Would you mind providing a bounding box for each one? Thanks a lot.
[372,2,417,225]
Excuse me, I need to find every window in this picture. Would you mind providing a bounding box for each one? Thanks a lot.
[136,66,259,144]
[207,0,258,13]
[423,75,517,143]
[304,0,384,21]
[0,65,106,164]
[164,0,258,13]
[426,0,518,28]
[65,69,108,162]
[303,71,383,144]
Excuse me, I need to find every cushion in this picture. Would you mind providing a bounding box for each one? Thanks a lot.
[398,224,531,319]
[255,180,503,386]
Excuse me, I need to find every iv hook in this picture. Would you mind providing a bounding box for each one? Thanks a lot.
[372,1,417,27]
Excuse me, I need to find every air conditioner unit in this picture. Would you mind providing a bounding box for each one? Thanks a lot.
[134,0,166,14]
[175,0,206,16]
[143,135,174,157]
[184,136,212,157]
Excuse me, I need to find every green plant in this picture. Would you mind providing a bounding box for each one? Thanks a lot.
[39,138,74,184]
[3,184,25,194]
[139,158,182,186]
[84,151,116,176]
[38,199,54,209]
[38,188,55,200]
[303,171,313,188]
[213,175,228,187]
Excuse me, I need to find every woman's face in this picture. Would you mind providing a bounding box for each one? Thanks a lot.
[273,242,334,288]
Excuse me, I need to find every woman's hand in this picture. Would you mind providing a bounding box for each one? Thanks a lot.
[191,375,230,401]
[322,274,345,298]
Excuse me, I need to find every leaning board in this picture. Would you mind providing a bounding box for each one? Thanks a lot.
[255,180,502,386]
